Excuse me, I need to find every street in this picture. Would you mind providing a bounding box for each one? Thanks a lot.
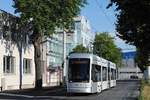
[0,80,140,100]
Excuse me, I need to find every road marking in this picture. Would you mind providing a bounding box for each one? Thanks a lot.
[0,93,34,98]
[0,93,67,99]
[0,93,80,99]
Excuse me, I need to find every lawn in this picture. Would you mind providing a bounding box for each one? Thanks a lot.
[139,80,150,100]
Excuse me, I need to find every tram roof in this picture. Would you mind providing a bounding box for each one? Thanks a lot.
[109,61,116,69]
[69,53,116,68]
[69,53,108,62]
[69,53,93,59]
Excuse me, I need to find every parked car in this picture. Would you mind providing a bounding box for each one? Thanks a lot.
[130,75,138,79]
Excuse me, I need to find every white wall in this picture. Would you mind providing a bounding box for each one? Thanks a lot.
[22,46,35,89]
[118,67,143,80]
[0,39,35,91]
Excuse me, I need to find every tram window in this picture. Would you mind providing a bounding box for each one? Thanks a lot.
[114,70,116,79]
[111,69,116,80]
[108,67,110,80]
[111,68,113,80]
[114,69,116,80]
[96,66,101,81]
[102,67,107,81]
[92,65,96,82]
[68,58,90,82]
[92,65,101,82]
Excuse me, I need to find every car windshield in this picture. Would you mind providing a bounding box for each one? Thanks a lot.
[68,58,90,82]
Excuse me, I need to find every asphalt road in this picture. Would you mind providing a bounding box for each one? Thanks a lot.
[0,80,140,100]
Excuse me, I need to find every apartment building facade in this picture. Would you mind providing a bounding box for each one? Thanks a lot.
[0,40,35,91]
[0,10,35,91]
[66,16,94,55]
[42,34,63,87]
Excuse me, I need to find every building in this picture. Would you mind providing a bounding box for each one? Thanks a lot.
[41,16,94,86]
[0,10,62,89]
[118,51,143,80]
[0,10,35,91]
[66,16,94,55]
[42,34,63,87]
[0,40,35,91]
[0,10,94,89]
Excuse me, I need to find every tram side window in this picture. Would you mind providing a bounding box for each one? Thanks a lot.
[111,69,116,80]
[108,67,110,80]
[111,68,113,80]
[102,67,107,81]
[92,65,101,82]
[114,69,116,80]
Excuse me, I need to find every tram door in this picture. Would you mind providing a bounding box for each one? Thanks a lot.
[92,65,102,92]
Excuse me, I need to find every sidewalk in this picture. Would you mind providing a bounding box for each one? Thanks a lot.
[0,86,66,96]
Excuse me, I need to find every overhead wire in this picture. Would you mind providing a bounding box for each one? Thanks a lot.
[93,1,136,51]
[94,0,119,37]
[95,0,114,27]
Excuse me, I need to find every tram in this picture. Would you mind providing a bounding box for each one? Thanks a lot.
[67,53,117,93]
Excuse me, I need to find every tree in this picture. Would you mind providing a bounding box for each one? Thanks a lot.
[93,32,122,67]
[108,0,150,71]
[72,44,90,53]
[13,0,87,89]
[135,48,148,72]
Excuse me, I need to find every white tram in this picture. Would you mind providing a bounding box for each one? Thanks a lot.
[67,53,117,93]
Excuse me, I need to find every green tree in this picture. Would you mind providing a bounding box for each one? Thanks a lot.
[108,0,150,71]
[72,44,90,53]
[135,48,148,72]
[13,0,87,88]
[93,32,122,67]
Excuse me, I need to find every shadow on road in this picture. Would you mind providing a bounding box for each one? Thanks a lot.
[0,80,141,100]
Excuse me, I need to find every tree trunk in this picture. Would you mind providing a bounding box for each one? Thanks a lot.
[33,38,43,89]
[19,47,22,89]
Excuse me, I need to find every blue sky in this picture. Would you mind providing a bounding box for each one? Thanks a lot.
[81,0,135,51]
[81,0,116,33]
[0,0,135,51]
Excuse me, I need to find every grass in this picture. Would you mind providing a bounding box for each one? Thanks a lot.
[139,80,150,100]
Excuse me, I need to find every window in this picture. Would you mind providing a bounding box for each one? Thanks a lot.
[3,56,15,73]
[102,67,107,81]
[111,69,116,80]
[23,58,32,74]
[68,58,90,82]
[75,21,81,31]
[108,67,110,80]
[92,64,101,82]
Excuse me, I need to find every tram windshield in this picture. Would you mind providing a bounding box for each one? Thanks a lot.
[68,58,90,82]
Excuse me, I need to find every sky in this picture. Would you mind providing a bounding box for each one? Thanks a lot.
[81,0,136,52]
[0,0,135,52]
